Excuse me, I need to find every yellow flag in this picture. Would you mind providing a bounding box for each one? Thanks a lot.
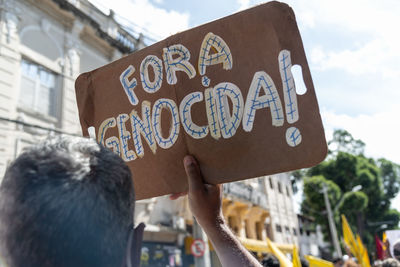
[356,234,371,267]
[382,232,387,243]
[382,232,387,251]
[356,234,364,260]
[266,238,292,267]
[293,246,301,267]
[304,255,334,267]
[341,215,359,259]
[362,247,371,267]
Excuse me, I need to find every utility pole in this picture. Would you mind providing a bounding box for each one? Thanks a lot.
[322,183,342,258]
[193,218,211,267]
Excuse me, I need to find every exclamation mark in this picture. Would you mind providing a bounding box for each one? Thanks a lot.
[278,50,305,147]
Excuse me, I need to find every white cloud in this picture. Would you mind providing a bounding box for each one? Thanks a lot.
[89,0,190,41]
[237,0,251,11]
[284,0,400,78]
[310,38,400,78]
[321,108,400,164]
[286,0,400,34]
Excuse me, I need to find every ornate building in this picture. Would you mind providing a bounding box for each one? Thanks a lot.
[0,0,145,177]
[135,174,299,266]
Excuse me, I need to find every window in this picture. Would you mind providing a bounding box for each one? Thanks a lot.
[19,59,58,117]
[245,219,250,238]
[275,224,282,232]
[293,228,297,236]
[269,178,274,189]
[286,186,291,196]
[266,223,272,239]
[278,182,282,193]
[256,222,263,240]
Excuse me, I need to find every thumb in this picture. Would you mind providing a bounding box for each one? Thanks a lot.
[183,155,204,192]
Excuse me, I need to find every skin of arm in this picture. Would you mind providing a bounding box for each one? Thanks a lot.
[171,155,262,267]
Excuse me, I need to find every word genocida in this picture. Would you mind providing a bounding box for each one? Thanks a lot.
[97,32,303,162]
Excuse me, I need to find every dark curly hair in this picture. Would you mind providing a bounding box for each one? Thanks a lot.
[0,136,134,267]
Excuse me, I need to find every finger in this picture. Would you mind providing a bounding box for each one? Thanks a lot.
[204,183,222,197]
[183,155,204,192]
[169,192,188,200]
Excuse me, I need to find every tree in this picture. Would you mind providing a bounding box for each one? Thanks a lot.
[301,176,341,242]
[378,158,400,205]
[299,129,400,255]
[328,129,365,156]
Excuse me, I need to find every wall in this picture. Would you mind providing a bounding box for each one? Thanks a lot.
[0,0,143,178]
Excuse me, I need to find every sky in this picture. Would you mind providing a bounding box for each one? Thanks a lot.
[89,0,400,208]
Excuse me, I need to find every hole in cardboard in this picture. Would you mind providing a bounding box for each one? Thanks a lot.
[291,64,307,95]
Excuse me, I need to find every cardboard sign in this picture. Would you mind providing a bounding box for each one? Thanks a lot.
[75,1,327,200]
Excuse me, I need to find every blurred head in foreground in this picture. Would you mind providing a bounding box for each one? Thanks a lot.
[0,136,134,267]
[262,253,280,267]
[382,258,400,267]
[393,240,400,262]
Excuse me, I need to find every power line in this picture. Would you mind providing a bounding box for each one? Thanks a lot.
[0,116,81,137]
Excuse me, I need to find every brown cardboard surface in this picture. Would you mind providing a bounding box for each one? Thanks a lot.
[75,1,327,200]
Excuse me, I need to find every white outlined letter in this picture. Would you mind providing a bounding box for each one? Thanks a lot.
[130,101,157,157]
[198,32,233,75]
[214,82,243,139]
[152,99,180,149]
[140,55,163,93]
[243,71,284,132]
[180,92,208,139]
[120,65,138,105]
[163,44,196,85]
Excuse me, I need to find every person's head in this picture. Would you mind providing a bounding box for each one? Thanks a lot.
[393,240,400,262]
[0,136,134,267]
[301,257,310,267]
[382,258,400,267]
[333,257,344,267]
[261,253,280,267]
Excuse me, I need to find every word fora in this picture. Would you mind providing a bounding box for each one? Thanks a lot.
[96,32,303,162]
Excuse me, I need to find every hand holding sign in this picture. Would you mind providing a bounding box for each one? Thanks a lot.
[75,1,327,199]
[183,155,223,229]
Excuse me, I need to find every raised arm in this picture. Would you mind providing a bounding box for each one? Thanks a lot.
[182,155,262,267]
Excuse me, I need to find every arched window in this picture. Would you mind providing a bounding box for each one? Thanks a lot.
[19,58,58,117]
[18,25,62,118]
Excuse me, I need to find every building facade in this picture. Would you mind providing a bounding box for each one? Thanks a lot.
[264,173,299,245]
[135,174,300,266]
[0,0,144,178]
[298,214,321,257]
[297,214,331,259]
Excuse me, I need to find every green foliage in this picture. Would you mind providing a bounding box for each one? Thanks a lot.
[303,176,341,211]
[378,158,400,202]
[328,129,365,156]
[298,129,400,255]
[338,191,368,223]
[301,176,341,241]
